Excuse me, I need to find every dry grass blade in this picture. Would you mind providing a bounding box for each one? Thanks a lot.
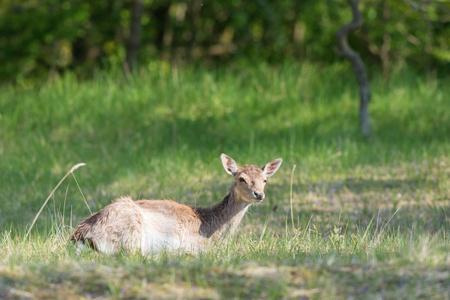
[25,163,86,239]
[290,164,296,231]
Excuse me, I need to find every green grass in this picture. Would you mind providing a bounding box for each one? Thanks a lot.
[0,62,449,299]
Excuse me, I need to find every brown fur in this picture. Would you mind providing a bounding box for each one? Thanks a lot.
[70,154,282,254]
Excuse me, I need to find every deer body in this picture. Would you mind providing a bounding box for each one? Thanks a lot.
[70,154,282,255]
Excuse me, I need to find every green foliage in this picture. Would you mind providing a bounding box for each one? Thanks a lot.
[0,0,90,79]
[1,0,449,83]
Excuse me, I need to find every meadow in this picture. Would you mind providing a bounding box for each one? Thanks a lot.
[0,62,449,299]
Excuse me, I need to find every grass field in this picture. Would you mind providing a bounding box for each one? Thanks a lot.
[0,62,449,299]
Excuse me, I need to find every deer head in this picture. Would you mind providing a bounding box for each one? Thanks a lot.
[220,154,282,203]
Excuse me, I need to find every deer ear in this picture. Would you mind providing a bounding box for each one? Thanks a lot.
[262,158,283,178]
[221,154,238,176]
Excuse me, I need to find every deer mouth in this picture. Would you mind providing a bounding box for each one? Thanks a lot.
[240,194,264,204]
[246,194,264,203]
[252,199,264,203]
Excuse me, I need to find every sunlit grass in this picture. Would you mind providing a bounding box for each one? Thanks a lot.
[1,219,448,298]
[0,62,449,298]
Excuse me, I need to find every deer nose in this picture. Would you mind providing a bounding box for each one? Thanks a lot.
[253,191,265,200]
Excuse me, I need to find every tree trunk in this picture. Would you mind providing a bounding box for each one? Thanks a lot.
[336,0,371,137]
[187,0,201,59]
[152,3,171,52]
[125,0,144,74]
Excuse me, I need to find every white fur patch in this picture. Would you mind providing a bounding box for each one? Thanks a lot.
[95,241,117,255]
[140,211,181,255]
[76,241,85,255]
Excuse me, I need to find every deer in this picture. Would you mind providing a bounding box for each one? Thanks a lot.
[70,154,282,255]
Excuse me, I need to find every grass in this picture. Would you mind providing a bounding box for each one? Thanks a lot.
[0,61,449,299]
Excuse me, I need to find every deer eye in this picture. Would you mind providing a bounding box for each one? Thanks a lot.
[239,178,247,184]
[263,179,267,183]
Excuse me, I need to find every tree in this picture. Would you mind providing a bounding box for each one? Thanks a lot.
[336,0,371,137]
[124,0,144,74]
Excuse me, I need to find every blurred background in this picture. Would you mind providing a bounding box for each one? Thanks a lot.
[1,0,449,83]
[1,3,449,297]
[0,0,449,231]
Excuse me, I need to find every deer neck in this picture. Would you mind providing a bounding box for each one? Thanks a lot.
[194,184,250,239]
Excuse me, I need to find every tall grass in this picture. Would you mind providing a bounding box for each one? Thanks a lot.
[1,217,447,298]
[0,62,449,298]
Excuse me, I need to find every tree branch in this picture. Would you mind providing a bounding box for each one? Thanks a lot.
[336,0,371,137]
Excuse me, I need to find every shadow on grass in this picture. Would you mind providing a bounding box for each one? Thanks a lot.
[262,174,449,235]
